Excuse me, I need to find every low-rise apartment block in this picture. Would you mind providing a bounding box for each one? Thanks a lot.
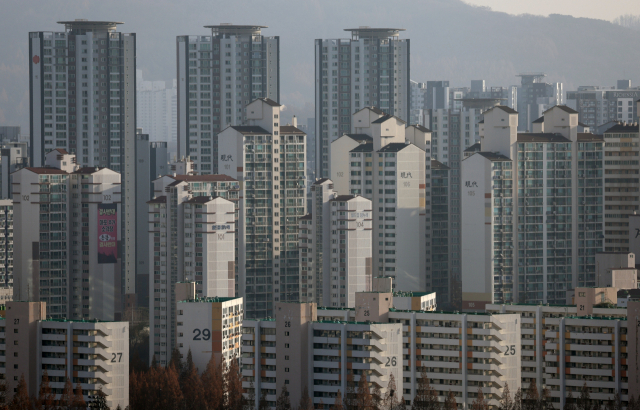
[0,301,128,409]
[242,289,521,409]
[177,296,243,371]
[487,295,640,408]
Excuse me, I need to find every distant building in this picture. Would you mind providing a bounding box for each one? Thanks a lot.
[176,25,279,174]
[1,301,129,409]
[315,27,410,179]
[136,70,177,148]
[516,73,563,131]
[566,81,640,128]
[0,126,21,142]
[0,141,29,199]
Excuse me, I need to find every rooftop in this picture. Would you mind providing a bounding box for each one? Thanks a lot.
[230,125,271,135]
[147,196,167,204]
[313,178,331,185]
[179,296,242,303]
[350,143,374,153]
[603,122,639,133]
[517,133,571,143]
[372,114,406,125]
[463,142,481,153]
[357,106,385,115]
[377,142,410,153]
[280,125,305,135]
[408,124,432,133]
[489,105,518,115]
[172,174,238,183]
[532,116,544,124]
[343,133,373,143]
[431,159,450,170]
[544,105,579,115]
[24,167,67,175]
[330,195,356,202]
[476,152,512,162]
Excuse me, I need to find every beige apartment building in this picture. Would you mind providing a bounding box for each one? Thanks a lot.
[147,175,238,367]
[242,288,521,409]
[299,178,373,307]
[0,301,128,408]
[488,293,640,409]
[177,295,243,371]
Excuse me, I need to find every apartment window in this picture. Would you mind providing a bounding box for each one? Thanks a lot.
[285,343,290,348]
[285,368,290,372]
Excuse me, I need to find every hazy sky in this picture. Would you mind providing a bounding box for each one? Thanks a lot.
[464,0,634,20]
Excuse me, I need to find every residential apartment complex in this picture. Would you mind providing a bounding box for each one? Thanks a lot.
[0,200,13,291]
[13,150,123,320]
[28,20,137,303]
[566,81,640,128]
[177,295,243,371]
[601,122,640,252]
[242,290,521,409]
[218,98,306,319]
[516,73,563,131]
[332,108,427,292]
[1,301,129,409]
[462,105,604,308]
[487,295,640,409]
[315,27,410,179]
[177,24,279,174]
[148,174,238,366]
[136,69,177,146]
[0,141,29,199]
[298,178,373,307]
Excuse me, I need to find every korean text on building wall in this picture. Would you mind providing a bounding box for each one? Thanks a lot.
[98,204,118,264]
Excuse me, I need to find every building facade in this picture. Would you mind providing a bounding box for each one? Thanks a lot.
[462,105,604,308]
[1,142,29,199]
[176,296,243,371]
[487,298,640,409]
[1,301,129,409]
[218,98,306,319]
[177,25,279,174]
[28,20,137,305]
[13,150,123,320]
[601,122,640,252]
[566,82,640,128]
[299,179,373,307]
[148,174,238,366]
[136,69,177,146]
[516,73,563,132]
[315,28,410,179]
[242,290,521,409]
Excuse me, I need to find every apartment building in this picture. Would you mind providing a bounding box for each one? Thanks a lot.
[218,98,306,319]
[242,290,521,409]
[426,107,484,293]
[177,24,279,174]
[332,108,427,292]
[1,141,29,199]
[487,295,640,409]
[600,122,640,252]
[1,301,129,409]
[0,200,13,292]
[136,70,177,146]
[135,130,168,308]
[430,160,454,308]
[29,20,137,303]
[13,150,122,320]
[566,81,640,128]
[462,105,605,308]
[315,27,410,179]
[176,296,243,371]
[148,175,238,366]
[516,73,563,131]
[298,179,372,307]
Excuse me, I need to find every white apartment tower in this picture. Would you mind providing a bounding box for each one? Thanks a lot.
[331,108,427,292]
[462,105,604,308]
[315,27,410,179]
[29,19,138,313]
[218,98,306,319]
[299,179,372,307]
[148,175,238,366]
[136,69,177,144]
[13,150,123,320]
[0,200,13,292]
[177,25,279,174]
